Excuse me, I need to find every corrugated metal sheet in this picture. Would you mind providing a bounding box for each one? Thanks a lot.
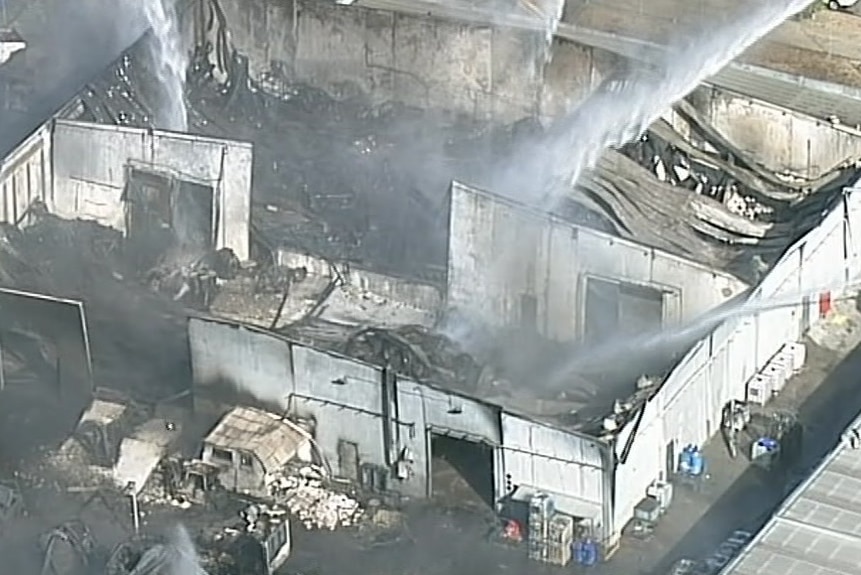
[613,400,664,530]
[205,406,310,474]
[709,64,861,127]
[720,415,861,575]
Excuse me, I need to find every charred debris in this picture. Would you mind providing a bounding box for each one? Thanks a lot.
[69,39,860,288]
[14,33,854,433]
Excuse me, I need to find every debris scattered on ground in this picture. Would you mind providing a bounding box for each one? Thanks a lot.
[270,473,363,531]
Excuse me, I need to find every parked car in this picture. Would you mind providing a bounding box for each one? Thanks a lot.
[825,0,858,11]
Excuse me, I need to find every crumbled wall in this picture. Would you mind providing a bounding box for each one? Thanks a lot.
[200,0,616,122]
[667,87,861,178]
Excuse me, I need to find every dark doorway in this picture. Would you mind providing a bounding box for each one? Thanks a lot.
[430,432,495,508]
[666,440,675,480]
[583,277,665,344]
[174,179,215,251]
[520,294,538,332]
[124,168,214,269]
[619,282,664,336]
[583,277,620,344]
[337,439,360,482]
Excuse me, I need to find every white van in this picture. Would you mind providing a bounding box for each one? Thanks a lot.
[825,0,859,10]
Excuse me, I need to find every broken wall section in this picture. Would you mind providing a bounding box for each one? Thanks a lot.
[0,122,52,226]
[50,120,252,260]
[277,249,443,328]
[199,0,614,123]
[198,0,861,180]
[669,87,861,178]
[446,182,747,342]
[0,288,94,426]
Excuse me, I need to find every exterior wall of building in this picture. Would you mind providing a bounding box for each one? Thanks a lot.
[289,344,389,480]
[667,88,861,178]
[446,182,746,341]
[0,122,52,225]
[195,0,617,123]
[610,183,861,545]
[191,0,861,175]
[49,120,253,259]
[500,413,609,537]
[189,316,294,413]
[397,382,503,500]
[188,315,609,514]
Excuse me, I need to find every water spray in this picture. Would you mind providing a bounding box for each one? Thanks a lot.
[494,0,816,207]
[550,279,856,386]
[141,0,188,131]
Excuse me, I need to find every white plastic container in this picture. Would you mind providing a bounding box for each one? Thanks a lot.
[786,342,807,372]
[746,375,772,406]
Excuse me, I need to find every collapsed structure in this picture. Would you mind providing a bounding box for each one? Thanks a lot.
[2,0,861,565]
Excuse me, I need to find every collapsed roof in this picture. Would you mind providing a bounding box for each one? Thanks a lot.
[58,33,859,288]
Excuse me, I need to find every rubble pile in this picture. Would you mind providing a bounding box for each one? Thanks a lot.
[269,473,363,531]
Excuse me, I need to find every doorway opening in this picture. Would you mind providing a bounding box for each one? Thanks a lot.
[123,167,215,270]
[583,277,665,345]
[430,432,495,508]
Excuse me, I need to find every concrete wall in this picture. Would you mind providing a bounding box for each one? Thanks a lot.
[0,122,52,225]
[668,88,861,178]
[278,248,443,327]
[610,181,861,545]
[195,0,861,176]
[198,0,616,123]
[50,120,253,259]
[188,315,609,509]
[446,182,746,341]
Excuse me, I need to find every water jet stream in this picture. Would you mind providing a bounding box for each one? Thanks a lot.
[141,0,188,131]
[495,0,815,208]
[550,280,856,386]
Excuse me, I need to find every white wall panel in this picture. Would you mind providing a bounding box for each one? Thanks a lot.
[447,182,747,341]
[0,122,52,225]
[51,120,253,259]
[613,400,663,530]
[612,185,861,542]
[500,414,604,520]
